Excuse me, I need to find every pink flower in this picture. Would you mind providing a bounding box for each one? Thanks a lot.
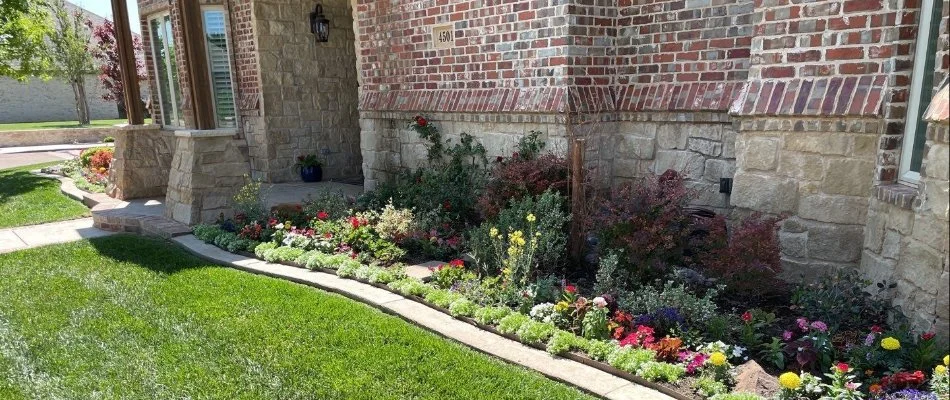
[921,332,935,341]
[797,317,809,332]
[836,362,850,373]
[593,297,607,308]
[782,330,793,341]
[564,284,577,294]
[316,211,329,220]
[810,321,828,332]
[449,259,464,267]
[845,382,859,391]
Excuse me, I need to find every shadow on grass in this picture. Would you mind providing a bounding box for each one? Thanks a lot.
[87,234,214,275]
[0,168,59,206]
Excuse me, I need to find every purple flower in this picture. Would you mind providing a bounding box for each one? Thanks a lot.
[810,321,828,332]
[797,317,809,332]
[865,333,876,346]
[782,330,794,341]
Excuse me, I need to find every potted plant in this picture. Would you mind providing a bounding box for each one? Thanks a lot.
[295,154,323,182]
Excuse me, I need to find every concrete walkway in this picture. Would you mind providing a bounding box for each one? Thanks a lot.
[0,218,114,254]
[173,235,675,400]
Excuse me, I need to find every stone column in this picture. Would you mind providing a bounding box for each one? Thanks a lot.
[165,129,251,225]
[108,124,173,200]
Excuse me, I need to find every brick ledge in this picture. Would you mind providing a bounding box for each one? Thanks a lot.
[873,184,918,210]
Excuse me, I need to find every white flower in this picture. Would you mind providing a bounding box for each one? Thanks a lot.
[275,223,284,230]
[593,297,608,308]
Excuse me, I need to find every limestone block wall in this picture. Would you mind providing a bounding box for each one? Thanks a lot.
[165,130,250,225]
[108,125,175,200]
[253,0,361,183]
[359,112,568,191]
[731,117,881,277]
[0,75,120,123]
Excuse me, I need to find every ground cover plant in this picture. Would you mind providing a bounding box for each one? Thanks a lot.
[199,116,950,400]
[0,236,598,400]
[0,162,89,228]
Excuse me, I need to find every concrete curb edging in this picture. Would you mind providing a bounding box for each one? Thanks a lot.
[31,170,112,209]
[171,234,678,400]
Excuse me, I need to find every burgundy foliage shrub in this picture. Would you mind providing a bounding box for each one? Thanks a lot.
[698,213,785,303]
[588,170,695,281]
[477,153,569,219]
[89,149,112,171]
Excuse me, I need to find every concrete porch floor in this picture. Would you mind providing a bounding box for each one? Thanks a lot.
[261,181,364,208]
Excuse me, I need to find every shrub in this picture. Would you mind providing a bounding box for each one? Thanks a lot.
[497,313,531,335]
[102,136,115,143]
[474,306,512,325]
[233,177,266,222]
[469,190,570,276]
[254,242,277,258]
[607,347,657,374]
[431,262,475,289]
[424,289,464,308]
[791,268,895,331]
[448,298,478,317]
[587,170,695,282]
[618,280,720,332]
[639,361,686,382]
[477,154,569,220]
[89,149,112,171]
[516,320,557,344]
[698,213,786,303]
[79,146,113,167]
[302,189,350,220]
[193,224,224,242]
[546,330,583,355]
[373,201,416,243]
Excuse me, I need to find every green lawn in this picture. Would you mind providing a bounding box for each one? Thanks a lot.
[0,162,90,228]
[0,236,595,400]
[0,118,152,132]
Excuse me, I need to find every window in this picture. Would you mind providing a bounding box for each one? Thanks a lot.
[148,13,184,127]
[202,8,237,128]
[899,0,944,185]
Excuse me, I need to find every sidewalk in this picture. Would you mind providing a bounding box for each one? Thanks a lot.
[0,218,114,254]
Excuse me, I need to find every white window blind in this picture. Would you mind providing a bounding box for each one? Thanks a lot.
[202,9,236,128]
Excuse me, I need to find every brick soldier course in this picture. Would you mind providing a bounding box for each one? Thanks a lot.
[118,0,948,334]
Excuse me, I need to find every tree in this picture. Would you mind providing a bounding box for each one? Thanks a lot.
[88,19,146,118]
[0,0,52,80]
[46,0,94,124]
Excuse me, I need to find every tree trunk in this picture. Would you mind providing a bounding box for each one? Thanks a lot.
[75,78,91,125]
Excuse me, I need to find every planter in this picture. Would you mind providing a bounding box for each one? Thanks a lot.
[300,165,323,182]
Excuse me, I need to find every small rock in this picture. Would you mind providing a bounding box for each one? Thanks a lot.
[732,360,780,398]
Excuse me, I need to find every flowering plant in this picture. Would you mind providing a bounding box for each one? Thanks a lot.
[294,154,322,170]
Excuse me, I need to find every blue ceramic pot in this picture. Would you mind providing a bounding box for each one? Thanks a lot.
[300,165,322,182]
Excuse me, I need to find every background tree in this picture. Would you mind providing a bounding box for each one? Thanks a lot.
[0,0,52,80]
[88,19,146,118]
[46,0,95,124]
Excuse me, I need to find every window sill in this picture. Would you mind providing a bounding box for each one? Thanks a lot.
[873,184,919,210]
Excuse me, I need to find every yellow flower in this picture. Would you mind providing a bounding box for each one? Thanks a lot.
[554,301,569,312]
[490,227,498,237]
[936,365,947,375]
[709,352,727,366]
[779,372,802,390]
[881,337,901,351]
[944,354,949,366]
[526,213,536,223]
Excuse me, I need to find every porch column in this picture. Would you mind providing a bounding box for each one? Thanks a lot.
[176,0,216,130]
[110,0,144,125]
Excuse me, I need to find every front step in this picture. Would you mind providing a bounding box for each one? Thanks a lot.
[92,208,191,239]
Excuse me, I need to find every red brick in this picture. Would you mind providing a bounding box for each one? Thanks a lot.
[826,47,865,60]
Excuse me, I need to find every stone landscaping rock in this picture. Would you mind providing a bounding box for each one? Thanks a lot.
[732,360,780,398]
[404,260,442,280]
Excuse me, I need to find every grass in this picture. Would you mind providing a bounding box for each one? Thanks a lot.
[0,118,152,132]
[0,162,90,228]
[0,236,596,400]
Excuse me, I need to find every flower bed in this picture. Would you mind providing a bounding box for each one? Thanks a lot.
[197,118,949,400]
[41,146,113,193]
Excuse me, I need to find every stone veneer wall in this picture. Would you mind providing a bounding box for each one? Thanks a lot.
[164,130,251,225]
[252,0,361,182]
[107,125,175,200]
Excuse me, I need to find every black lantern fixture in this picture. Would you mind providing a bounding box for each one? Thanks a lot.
[310,4,330,43]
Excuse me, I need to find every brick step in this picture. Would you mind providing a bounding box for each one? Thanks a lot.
[92,209,191,239]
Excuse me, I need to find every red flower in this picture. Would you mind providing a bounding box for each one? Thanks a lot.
[741,311,752,323]
[870,325,883,333]
[564,284,577,294]
[324,232,332,239]
[349,216,360,228]
[921,331,935,341]
[836,362,850,373]
[316,211,329,220]
[414,116,428,127]
[449,259,464,267]
[443,200,451,210]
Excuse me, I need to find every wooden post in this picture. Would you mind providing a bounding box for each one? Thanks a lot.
[177,0,216,130]
[569,137,586,265]
[111,0,144,125]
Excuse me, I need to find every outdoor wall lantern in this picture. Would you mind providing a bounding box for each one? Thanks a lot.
[310,4,330,43]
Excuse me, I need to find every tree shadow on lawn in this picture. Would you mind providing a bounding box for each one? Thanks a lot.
[87,234,215,275]
[0,168,60,206]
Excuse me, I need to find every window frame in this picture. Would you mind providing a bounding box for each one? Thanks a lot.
[147,12,184,129]
[898,0,942,186]
[200,6,238,129]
